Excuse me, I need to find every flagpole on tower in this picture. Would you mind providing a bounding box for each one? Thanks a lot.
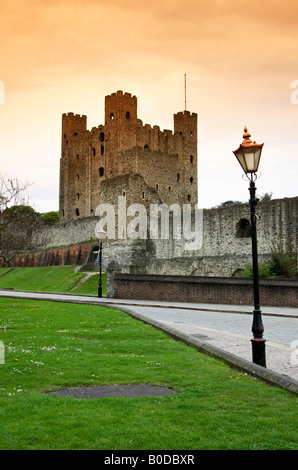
[184,74,187,111]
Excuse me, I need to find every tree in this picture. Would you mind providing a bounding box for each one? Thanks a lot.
[0,175,47,265]
[40,211,59,223]
[0,174,31,213]
[258,192,273,202]
[212,200,243,209]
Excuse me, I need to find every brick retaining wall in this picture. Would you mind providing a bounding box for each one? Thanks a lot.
[112,273,298,308]
[7,241,98,269]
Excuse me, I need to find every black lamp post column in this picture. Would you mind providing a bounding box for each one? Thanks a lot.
[249,179,266,367]
[98,239,103,298]
[96,229,106,298]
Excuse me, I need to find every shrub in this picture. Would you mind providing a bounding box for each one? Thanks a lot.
[270,234,296,277]
[242,234,297,278]
[40,211,59,223]
[242,261,272,278]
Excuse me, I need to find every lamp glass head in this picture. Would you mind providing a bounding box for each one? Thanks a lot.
[233,127,263,174]
[97,229,107,240]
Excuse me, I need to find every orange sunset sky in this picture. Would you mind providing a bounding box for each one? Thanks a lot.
[0,0,297,212]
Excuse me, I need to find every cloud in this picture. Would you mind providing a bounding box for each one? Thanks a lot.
[2,0,298,91]
[0,0,297,211]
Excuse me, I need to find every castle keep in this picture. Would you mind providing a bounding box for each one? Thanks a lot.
[59,90,198,221]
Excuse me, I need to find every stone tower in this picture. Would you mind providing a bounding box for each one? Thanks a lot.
[174,110,198,204]
[105,91,138,153]
[59,90,198,221]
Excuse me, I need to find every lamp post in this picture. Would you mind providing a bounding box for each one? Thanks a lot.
[97,229,106,298]
[233,127,266,367]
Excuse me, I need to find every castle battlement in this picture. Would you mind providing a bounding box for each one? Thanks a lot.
[62,112,87,119]
[175,110,197,118]
[108,90,137,99]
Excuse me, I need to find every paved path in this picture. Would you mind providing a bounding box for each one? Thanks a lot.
[122,305,298,382]
[0,289,297,388]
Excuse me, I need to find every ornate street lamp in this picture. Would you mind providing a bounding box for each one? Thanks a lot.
[97,229,106,298]
[233,127,266,367]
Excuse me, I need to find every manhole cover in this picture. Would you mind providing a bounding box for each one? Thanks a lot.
[47,384,176,398]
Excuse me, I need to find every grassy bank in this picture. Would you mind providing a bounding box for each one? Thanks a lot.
[0,267,105,296]
[0,296,297,450]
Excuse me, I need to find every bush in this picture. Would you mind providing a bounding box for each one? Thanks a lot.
[40,211,59,223]
[242,234,296,278]
[270,234,296,277]
[242,261,272,278]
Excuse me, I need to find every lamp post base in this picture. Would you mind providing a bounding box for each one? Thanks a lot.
[251,338,266,367]
[98,283,102,298]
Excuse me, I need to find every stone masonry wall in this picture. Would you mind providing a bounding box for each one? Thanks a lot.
[24,196,298,280]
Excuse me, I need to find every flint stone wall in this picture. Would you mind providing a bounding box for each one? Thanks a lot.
[29,196,297,278]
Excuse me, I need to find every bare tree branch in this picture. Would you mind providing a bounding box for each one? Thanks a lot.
[0,173,33,213]
[0,175,48,266]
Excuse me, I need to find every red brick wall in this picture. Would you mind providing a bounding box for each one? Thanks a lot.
[112,273,298,308]
[6,241,96,268]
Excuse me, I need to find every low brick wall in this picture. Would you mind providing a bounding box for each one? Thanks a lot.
[112,273,298,308]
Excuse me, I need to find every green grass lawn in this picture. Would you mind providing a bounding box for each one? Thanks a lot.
[0,296,297,450]
[0,267,297,450]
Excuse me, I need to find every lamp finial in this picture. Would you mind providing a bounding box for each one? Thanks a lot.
[242,126,252,145]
